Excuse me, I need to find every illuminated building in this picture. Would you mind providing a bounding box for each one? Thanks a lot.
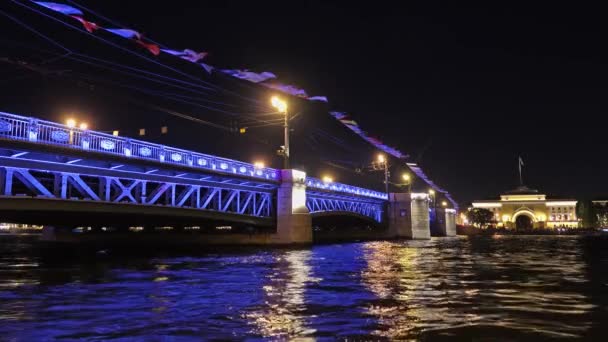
[472,186,578,229]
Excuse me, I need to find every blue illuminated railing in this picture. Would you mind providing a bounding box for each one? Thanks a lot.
[0,112,279,181]
[0,112,389,201]
[306,177,388,200]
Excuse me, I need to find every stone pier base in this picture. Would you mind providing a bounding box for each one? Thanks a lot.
[434,208,457,236]
[273,169,312,244]
[410,193,431,239]
[387,193,431,239]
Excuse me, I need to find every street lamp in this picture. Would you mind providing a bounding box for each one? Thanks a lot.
[402,173,412,193]
[66,118,76,144]
[442,201,447,207]
[377,154,389,195]
[271,96,289,169]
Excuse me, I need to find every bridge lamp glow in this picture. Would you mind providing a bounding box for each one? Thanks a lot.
[66,119,76,128]
[322,176,333,183]
[402,173,410,182]
[253,161,265,169]
[79,122,88,130]
[377,154,385,163]
[441,201,447,207]
[270,96,287,113]
[429,189,435,196]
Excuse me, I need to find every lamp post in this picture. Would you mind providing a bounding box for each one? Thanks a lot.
[402,173,412,193]
[376,154,389,195]
[66,118,76,144]
[271,96,289,169]
[429,188,436,210]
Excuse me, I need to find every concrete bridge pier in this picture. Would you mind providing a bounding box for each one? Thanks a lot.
[433,208,457,236]
[273,169,312,245]
[388,193,431,239]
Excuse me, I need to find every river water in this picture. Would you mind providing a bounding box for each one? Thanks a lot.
[1,235,607,340]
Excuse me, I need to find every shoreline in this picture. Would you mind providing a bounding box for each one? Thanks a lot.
[457,225,605,236]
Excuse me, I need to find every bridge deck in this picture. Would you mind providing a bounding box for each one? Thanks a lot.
[0,111,386,201]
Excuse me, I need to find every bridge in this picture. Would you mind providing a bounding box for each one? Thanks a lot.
[0,111,456,245]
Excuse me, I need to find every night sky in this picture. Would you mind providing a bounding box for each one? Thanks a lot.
[1,1,607,205]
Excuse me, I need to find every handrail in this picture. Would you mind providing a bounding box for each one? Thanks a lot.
[0,111,278,181]
[306,177,388,200]
[0,111,388,200]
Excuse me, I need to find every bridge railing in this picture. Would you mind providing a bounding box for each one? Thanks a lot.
[306,177,387,200]
[0,112,279,181]
[0,112,389,201]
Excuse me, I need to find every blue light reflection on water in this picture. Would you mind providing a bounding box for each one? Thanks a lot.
[0,235,607,340]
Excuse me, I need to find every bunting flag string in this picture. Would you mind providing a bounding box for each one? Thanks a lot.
[70,16,99,33]
[27,1,457,205]
[407,162,458,208]
[200,63,214,74]
[32,2,162,56]
[260,82,309,98]
[34,2,82,16]
[308,96,328,102]
[105,28,160,55]
[29,2,324,101]
[161,49,208,63]
[330,112,408,159]
[105,28,141,39]
[220,69,276,83]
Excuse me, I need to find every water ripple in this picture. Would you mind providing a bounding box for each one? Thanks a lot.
[0,235,607,339]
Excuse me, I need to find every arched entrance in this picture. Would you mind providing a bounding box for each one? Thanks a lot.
[515,214,533,229]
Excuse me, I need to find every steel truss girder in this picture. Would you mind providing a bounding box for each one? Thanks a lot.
[0,166,273,218]
[306,193,384,222]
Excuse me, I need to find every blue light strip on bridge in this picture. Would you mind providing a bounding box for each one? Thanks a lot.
[0,111,388,201]
[306,177,388,200]
[0,111,279,181]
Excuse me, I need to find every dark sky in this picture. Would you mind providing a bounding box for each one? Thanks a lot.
[1,1,607,205]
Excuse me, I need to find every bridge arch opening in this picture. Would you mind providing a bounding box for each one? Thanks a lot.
[311,212,385,242]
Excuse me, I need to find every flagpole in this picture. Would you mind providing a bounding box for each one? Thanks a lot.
[518,156,523,186]
[519,165,522,185]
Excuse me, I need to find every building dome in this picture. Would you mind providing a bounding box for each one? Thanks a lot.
[504,185,539,195]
